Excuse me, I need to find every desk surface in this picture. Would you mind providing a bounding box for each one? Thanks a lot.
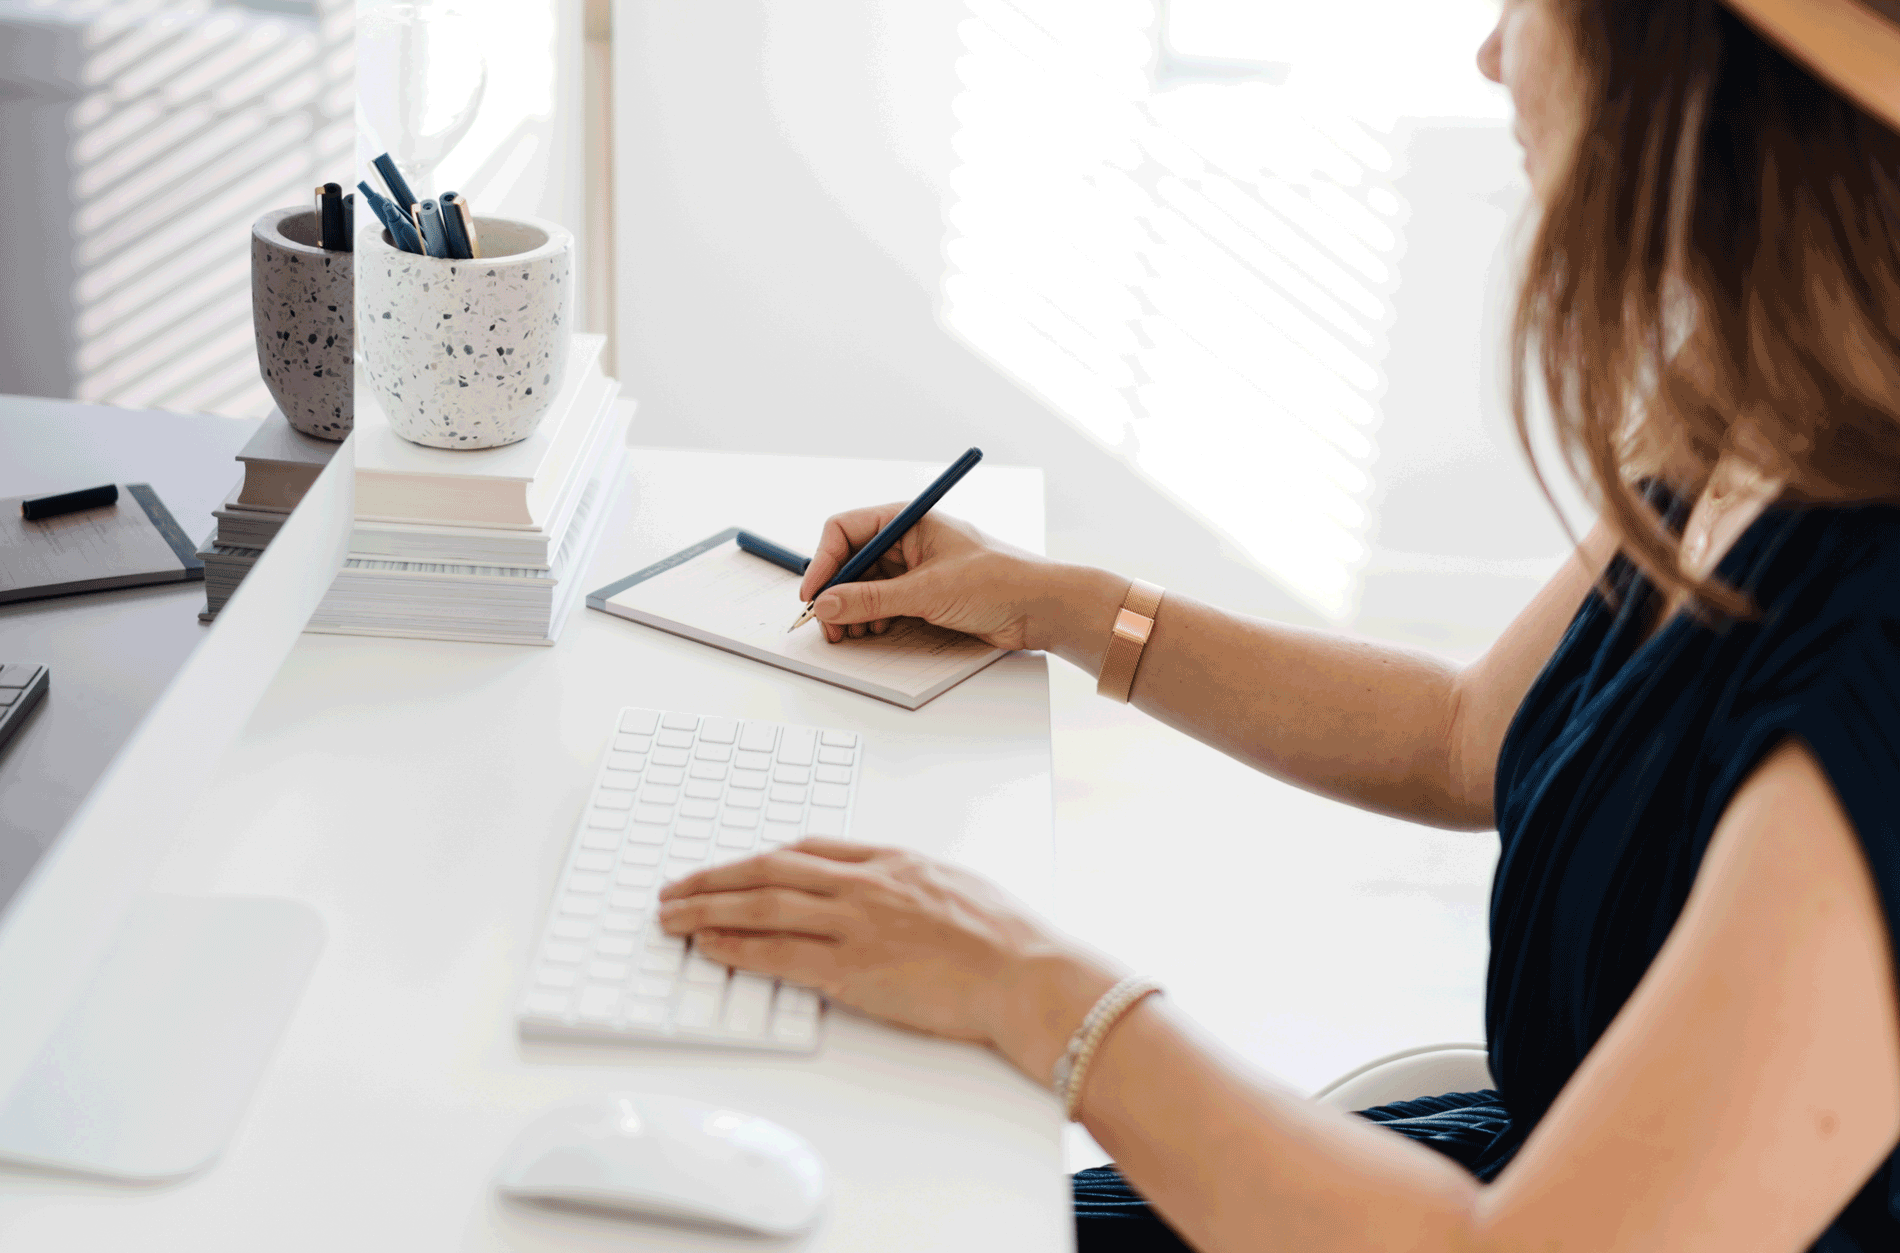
[0,445,1066,1252]
[0,396,260,911]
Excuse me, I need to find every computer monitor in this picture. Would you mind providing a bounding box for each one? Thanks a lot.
[0,439,355,1180]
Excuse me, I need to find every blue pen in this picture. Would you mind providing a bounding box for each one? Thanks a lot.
[736,531,811,576]
[414,198,450,258]
[787,447,984,632]
[372,152,417,211]
[357,181,423,254]
[439,191,473,259]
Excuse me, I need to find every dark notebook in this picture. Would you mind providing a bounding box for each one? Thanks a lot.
[0,483,203,605]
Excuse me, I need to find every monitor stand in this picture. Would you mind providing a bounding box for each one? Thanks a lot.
[0,894,323,1181]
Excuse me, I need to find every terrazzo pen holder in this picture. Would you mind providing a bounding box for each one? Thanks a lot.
[357,215,573,449]
[251,207,353,439]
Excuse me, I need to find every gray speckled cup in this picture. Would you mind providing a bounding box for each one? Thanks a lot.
[357,216,573,449]
[252,207,353,439]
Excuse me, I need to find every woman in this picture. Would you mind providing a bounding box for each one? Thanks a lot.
[660,1,1900,1248]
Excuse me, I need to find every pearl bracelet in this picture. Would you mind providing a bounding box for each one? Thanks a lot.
[1051,975,1164,1121]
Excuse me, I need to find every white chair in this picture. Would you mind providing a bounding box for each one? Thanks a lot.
[1313,1042,1493,1111]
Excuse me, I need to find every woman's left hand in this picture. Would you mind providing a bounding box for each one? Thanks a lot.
[656,839,1107,1059]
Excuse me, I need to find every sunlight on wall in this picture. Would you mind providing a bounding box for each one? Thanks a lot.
[58,0,350,418]
[943,0,1506,620]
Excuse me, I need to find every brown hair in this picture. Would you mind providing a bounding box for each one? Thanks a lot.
[1512,0,1900,618]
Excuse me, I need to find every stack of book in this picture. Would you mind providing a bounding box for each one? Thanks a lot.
[305,333,628,646]
[198,420,339,621]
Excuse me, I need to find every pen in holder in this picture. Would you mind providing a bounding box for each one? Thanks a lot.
[252,207,353,439]
[358,215,573,449]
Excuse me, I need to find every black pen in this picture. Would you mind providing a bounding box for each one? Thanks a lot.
[22,483,117,520]
[737,531,811,576]
[318,182,345,250]
[787,448,983,632]
[358,180,423,254]
[414,199,450,258]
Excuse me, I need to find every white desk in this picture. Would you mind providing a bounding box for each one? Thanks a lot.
[0,447,1068,1252]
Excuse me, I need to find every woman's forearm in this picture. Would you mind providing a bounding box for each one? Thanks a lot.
[1032,564,1486,828]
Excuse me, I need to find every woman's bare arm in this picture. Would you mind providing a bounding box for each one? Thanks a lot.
[805,507,1620,831]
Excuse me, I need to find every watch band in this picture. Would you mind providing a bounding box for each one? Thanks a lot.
[1096,578,1164,703]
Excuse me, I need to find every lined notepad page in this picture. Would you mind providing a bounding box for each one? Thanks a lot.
[607,540,998,701]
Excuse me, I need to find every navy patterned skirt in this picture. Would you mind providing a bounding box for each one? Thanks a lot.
[1072,1090,1511,1251]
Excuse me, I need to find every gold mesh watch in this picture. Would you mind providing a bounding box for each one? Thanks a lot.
[1096,578,1164,703]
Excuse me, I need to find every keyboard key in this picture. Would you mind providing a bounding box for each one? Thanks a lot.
[566,871,609,894]
[601,911,644,933]
[817,747,854,766]
[734,751,771,774]
[694,742,732,762]
[804,808,846,837]
[586,809,628,830]
[699,717,738,744]
[594,791,634,811]
[524,990,570,1019]
[656,729,694,749]
[616,865,658,888]
[578,986,621,1022]
[772,1014,818,1045]
[638,784,679,805]
[589,960,631,983]
[777,986,821,1016]
[719,809,759,829]
[777,728,816,765]
[559,895,601,918]
[607,751,647,773]
[684,952,729,983]
[769,784,807,804]
[717,826,758,849]
[552,918,593,940]
[729,768,768,790]
[646,931,687,957]
[544,940,587,964]
[820,731,857,748]
[576,852,615,873]
[634,974,676,999]
[774,764,812,784]
[684,780,722,800]
[627,821,669,845]
[739,722,779,753]
[623,998,669,1027]
[640,947,684,974]
[762,822,801,846]
[619,708,660,735]
[814,764,852,784]
[723,973,775,1035]
[675,986,721,1028]
[633,804,674,825]
[689,761,727,781]
[579,830,621,852]
[646,765,685,786]
[0,665,39,689]
[661,712,699,731]
[620,844,664,865]
[538,966,579,988]
[599,768,641,791]
[810,783,849,808]
[595,935,637,957]
[725,790,763,810]
[652,747,690,767]
[679,799,718,820]
[765,803,803,824]
[675,817,714,838]
[614,733,653,754]
[609,888,653,911]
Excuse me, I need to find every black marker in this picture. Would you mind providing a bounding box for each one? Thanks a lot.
[22,483,117,520]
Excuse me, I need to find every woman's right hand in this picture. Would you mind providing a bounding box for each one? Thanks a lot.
[798,505,1078,650]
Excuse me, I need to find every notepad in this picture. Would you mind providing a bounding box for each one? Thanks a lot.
[1,484,203,605]
[586,528,1008,709]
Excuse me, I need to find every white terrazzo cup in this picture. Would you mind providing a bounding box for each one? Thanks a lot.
[357,216,573,449]
[252,207,353,439]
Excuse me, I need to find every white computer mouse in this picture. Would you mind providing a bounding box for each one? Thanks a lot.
[495,1092,827,1237]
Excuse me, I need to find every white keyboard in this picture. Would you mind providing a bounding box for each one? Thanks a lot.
[516,706,862,1052]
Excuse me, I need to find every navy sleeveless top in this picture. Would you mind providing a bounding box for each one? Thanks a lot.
[1473,487,1900,1249]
